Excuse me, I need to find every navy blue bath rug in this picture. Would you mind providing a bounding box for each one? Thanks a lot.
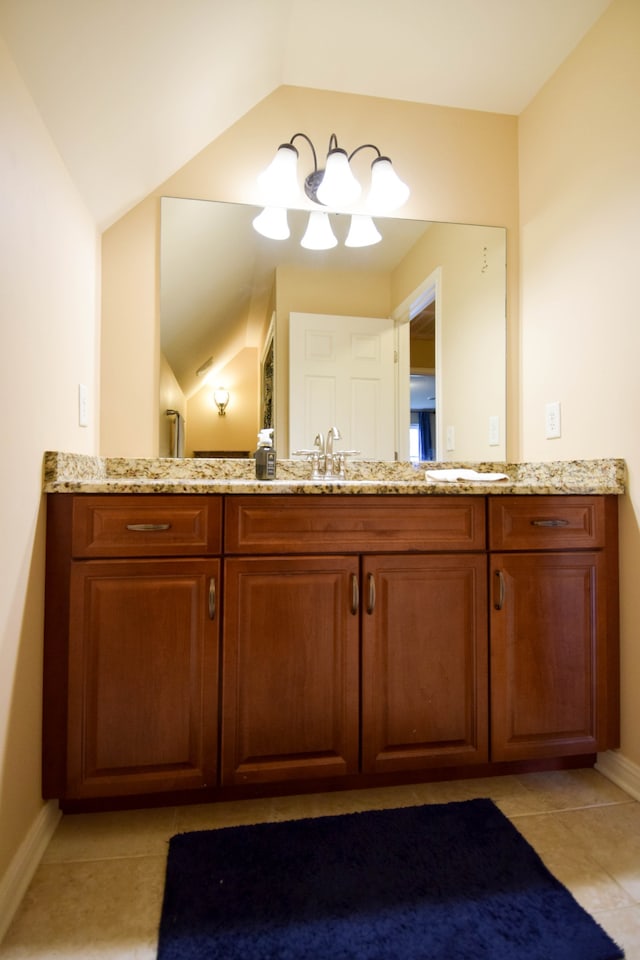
[157,798,623,960]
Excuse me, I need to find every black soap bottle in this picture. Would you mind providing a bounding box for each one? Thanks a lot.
[254,428,276,480]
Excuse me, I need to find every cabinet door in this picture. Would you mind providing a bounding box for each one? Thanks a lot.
[221,556,360,785]
[490,552,605,761]
[67,558,219,798]
[361,554,488,773]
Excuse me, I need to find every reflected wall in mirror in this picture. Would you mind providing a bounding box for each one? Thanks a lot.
[159,198,506,461]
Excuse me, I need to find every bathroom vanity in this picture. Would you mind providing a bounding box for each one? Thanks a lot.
[42,454,624,811]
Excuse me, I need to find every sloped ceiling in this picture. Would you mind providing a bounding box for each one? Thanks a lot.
[0,0,612,230]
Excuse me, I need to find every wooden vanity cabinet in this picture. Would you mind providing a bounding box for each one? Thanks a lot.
[222,495,488,785]
[488,495,619,762]
[43,495,222,800]
[43,489,620,808]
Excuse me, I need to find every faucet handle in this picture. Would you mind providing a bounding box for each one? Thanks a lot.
[291,448,317,457]
[335,450,360,479]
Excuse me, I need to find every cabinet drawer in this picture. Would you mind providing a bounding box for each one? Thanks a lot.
[488,496,606,551]
[71,495,222,557]
[225,495,486,554]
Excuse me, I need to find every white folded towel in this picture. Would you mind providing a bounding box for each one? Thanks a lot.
[425,468,509,483]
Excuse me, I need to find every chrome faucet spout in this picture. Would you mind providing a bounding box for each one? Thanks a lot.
[326,426,342,456]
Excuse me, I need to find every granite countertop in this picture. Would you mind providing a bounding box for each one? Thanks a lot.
[42,452,626,496]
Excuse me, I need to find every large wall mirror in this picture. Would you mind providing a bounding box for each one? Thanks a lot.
[159,198,506,462]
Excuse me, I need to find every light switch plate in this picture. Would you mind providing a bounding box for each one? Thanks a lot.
[446,426,455,451]
[488,415,500,446]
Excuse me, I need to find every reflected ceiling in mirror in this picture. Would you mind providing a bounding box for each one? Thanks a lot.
[160,198,431,399]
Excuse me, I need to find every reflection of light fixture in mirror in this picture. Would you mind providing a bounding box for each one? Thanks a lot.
[301,212,338,250]
[252,206,290,240]
[254,132,409,248]
[213,387,230,416]
[345,214,382,248]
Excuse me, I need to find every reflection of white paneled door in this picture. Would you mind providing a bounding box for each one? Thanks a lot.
[289,312,396,458]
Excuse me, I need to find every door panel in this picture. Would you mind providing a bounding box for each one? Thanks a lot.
[222,555,360,784]
[289,312,395,457]
[490,552,603,760]
[67,558,219,797]
[361,554,488,772]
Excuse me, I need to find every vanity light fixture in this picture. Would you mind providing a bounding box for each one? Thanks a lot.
[253,132,410,250]
[213,387,230,416]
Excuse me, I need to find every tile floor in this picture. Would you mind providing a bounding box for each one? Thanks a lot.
[2,768,640,958]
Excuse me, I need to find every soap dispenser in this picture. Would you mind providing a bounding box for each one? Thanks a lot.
[254,428,276,480]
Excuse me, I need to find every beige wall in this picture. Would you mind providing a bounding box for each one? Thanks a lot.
[101,85,519,457]
[392,221,506,460]
[519,0,640,765]
[101,197,158,456]
[186,347,259,456]
[0,33,99,911]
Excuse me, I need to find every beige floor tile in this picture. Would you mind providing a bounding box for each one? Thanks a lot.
[266,783,424,819]
[510,811,635,913]
[41,805,177,863]
[0,855,165,959]
[172,795,279,834]
[514,767,632,812]
[592,904,640,959]
[173,783,422,835]
[556,801,640,902]
[409,773,551,816]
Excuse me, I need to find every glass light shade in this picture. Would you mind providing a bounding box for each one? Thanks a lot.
[367,156,410,213]
[300,212,338,250]
[213,387,230,415]
[252,206,290,240]
[345,214,382,248]
[316,148,362,208]
[257,143,300,206]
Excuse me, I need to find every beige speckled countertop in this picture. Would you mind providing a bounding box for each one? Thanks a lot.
[42,452,625,496]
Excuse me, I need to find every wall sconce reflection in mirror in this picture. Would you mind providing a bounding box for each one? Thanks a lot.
[253,132,409,250]
[213,387,230,416]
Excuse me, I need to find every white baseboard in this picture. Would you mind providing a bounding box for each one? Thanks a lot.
[0,800,61,945]
[596,749,640,801]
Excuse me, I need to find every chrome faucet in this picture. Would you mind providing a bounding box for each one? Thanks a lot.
[326,426,341,457]
[324,426,342,477]
[293,426,358,479]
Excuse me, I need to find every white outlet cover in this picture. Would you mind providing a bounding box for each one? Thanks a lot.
[78,383,89,427]
[545,401,561,439]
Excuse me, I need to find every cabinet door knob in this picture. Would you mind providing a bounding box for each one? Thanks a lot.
[366,573,376,615]
[125,523,172,532]
[494,570,505,611]
[351,574,359,615]
[208,577,216,620]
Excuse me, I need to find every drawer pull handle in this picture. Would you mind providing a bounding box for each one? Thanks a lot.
[351,574,359,615]
[125,523,172,532]
[530,518,570,527]
[366,573,376,615]
[494,570,505,611]
[208,577,216,620]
